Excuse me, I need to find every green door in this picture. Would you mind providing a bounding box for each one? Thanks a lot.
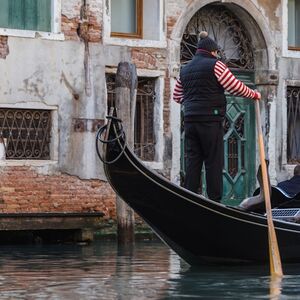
[222,71,256,205]
[180,70,256,205]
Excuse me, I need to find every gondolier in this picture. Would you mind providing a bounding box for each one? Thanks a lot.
[173,31,261,202]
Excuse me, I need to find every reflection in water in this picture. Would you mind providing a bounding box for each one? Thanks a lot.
[269,275,282,300]
[0,241,299,299]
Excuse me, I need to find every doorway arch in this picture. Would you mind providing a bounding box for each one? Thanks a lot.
[174,2,269,204]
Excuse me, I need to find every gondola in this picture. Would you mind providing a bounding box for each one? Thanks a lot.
[96,109,300,266]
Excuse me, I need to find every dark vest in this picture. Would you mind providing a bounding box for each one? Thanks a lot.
[180,51,226,121]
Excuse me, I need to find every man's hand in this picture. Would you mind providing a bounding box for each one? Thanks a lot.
[254,90,261,100]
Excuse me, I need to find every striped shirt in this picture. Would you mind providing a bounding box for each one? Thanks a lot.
[173,60,259,103]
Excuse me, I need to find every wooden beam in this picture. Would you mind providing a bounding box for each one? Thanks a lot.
[115,62,138,244]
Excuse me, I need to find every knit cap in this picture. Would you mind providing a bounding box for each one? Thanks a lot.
[197,31,219,52]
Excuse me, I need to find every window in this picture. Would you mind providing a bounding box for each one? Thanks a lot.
[287,87,300,163]
[0,109,51,159]
[111,0,143,38]
[106,74,156,161]
[0,0,51,32]
[288,0,300,49]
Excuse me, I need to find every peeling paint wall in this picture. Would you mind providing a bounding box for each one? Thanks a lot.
[0,0,299,217]
[257,0,281,30]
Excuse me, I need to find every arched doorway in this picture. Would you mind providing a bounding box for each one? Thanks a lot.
[180,4,257,205]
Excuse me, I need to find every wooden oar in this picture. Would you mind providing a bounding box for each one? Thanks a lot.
[255,100,283,277]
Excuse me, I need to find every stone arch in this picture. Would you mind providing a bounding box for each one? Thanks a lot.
[170,0,274,73]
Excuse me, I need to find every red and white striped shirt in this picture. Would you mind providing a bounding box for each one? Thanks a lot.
[173,60,260,103]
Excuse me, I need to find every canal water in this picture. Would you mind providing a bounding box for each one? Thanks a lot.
[0,240,300,299]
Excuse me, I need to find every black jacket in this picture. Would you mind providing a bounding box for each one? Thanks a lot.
[180,50,226,121]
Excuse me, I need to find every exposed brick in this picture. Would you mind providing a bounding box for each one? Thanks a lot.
[0,166,116,219]
[163,77,171,133]
[61,5,102,43]
[167,16,179,38]
[61,15,80,41]
[0,36,9,59]
[131,48,167,70]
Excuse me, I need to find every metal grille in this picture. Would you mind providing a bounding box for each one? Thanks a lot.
[268,208,300,220]
[228,134,238,178]
[0,109,51,159]
[106,74,156,161]
[180,5,254,69]
[287,87,300,163]
[224,113,245,180]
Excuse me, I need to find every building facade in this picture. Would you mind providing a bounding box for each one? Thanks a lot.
[0,0,299,221]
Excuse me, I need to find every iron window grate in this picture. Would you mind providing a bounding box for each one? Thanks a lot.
[287,87,300,163]
[106,74,156,161]
[0,108,51,159]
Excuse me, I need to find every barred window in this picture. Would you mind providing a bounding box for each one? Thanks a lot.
[287,87,300,163]
[0,109,51,159]
[106,74,156,161]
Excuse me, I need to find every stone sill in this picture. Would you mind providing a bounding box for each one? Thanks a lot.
[0,160,59,175]
[282,48,300,59]
[0,160,58,167]
[143,161,163,170]
[104,36,167,48]
[0,28,65,41]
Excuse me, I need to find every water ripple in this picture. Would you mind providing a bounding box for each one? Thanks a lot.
[0,241,299,299]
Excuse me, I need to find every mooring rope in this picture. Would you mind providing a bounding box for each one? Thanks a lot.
[95,116,127,164]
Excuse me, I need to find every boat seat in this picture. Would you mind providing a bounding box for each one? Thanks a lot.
[238,161,300,213]
[239,187,300,214]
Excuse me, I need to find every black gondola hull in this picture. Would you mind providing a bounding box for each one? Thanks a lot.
[100,119,300,265]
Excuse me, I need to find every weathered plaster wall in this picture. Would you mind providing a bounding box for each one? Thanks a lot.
[256,0,281,30]
[0,0,170,219]
[0,0,298,220]
[0,1,113,219]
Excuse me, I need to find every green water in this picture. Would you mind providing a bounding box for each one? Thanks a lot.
[0,240,299,299]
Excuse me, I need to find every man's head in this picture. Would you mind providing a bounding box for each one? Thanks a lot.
[197,31,219,55]
[294,164,300,176]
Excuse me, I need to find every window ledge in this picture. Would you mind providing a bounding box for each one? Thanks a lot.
[0,160,58,167]
[0,160,59,175]
[143,161,163,170]
[282,48,300,58]
[0,28,65,41]
[104,36,167,48]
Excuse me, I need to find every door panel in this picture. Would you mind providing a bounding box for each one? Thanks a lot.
[222,72,256,205]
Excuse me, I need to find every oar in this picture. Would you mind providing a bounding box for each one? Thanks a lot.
[255,100,283,277]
